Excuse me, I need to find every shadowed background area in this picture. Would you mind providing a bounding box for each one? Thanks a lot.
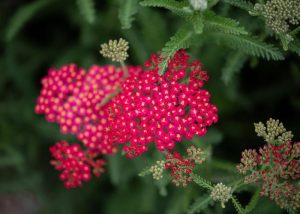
[0,0,299,213]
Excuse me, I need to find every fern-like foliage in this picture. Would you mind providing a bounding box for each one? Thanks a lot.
[231,195,245,214]
[204,11,248,35]
[119,0,138,29]
[244,189,260,214]
[222,52,248,85]
[5,0,51,41]
[187,194,212,214]
[191,12,204,34]
[140,0,192,19]
[221,0,253,11]
[159,25,194,75]
[190,174,213,190]
[209,33,284,60]
[77,0,96,24]
[289,40,300,56]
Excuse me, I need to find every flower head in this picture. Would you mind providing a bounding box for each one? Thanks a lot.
[254,118,293,144]
[50,141,105,188]
[100,38,129,62]
[261,0,300,33]
[107,50,218,158]
[165,151,195,187]
[149,160,165,180]
[238,119,300,210]
[210,183,232,208]
[35,64,142,154]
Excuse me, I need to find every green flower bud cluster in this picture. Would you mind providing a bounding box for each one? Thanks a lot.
[210,183,232,208]
[254,118,293,144]
[262,0,300,33]
[100,38,129,62]
[187,145,206,164]
[149,160,165,180]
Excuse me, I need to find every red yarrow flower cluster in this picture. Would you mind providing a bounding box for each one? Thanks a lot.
[107,50,218,158]
[35,64,142,154]
[237,141,300,210]
[50,140,106,188]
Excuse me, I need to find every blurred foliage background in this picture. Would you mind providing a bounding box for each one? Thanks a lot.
[0,0,299,213]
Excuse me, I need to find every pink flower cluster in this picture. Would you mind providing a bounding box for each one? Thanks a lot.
[50,140,105,188]
[107,50,218,158]
[237,141,300,209]
[35,64,141,154]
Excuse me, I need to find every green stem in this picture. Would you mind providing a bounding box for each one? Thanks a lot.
[120,61,129,79]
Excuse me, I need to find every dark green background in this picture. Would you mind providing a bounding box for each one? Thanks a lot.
[0,0,299,213]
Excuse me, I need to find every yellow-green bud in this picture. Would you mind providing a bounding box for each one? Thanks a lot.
[210,183,232,208]
[100,38,129,62]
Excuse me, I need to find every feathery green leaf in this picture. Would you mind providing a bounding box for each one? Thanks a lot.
[140,0,192,19]
[209,33,284,60]
[188,194,212,214]
[190,174,213,190]
[244,189,260,213]
[204,11,248,35]
[77,0,96,24]
[5,0,51,41]
[221,0,253,11]
[231,195,245,214]
[159,25,194,75]
[289,40,300,56]
[222,52,247,85]
[119,0,138,29]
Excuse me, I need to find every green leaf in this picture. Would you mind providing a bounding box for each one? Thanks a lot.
[191,12,204,34]
[278,34,294,51]
[188,194,212,214]
[77,0,96,24]
[231,195,245,214]
[244,189,260,213]
[222,51,248,84]
[107,156,121,185]
[204,11,248,35]
[221,0,253,11]
[209,33,284,60]
[289,40,300,56]
[159,25,194,75]
[5,0,51,41]
[119,0,138,29]
[140,0,192,18]
[190,174,213,190]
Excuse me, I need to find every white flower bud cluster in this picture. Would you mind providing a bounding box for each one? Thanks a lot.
[210,183,232,208]
[100,38,129,62]
[149,160,165,180]
[254,118,293,144]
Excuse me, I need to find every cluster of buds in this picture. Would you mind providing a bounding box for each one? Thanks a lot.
[147,146,206,185]
[210,183,232,208]
[165,151,195,187]
[237,119,300,210]
[149,160,165,180]
[100,38,129,62]
[254,118,293,144]
[258,0,300,33]
[50,141,105,188]
[107,50,218,158]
